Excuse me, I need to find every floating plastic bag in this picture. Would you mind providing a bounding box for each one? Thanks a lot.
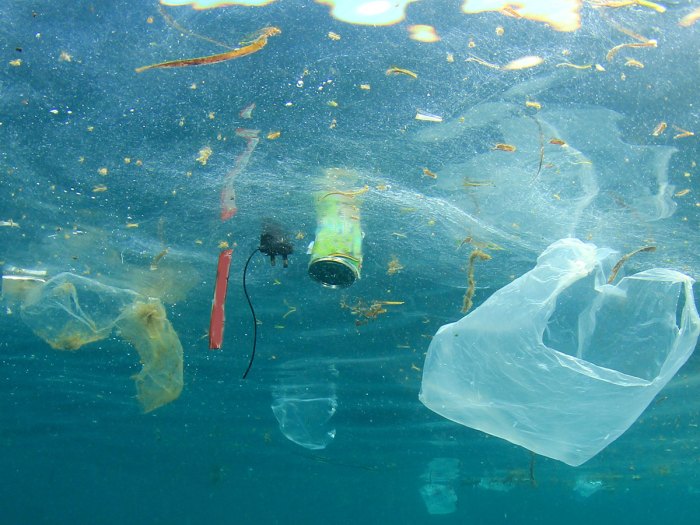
[271,361,338,450]
[10,272,183,413]
[419,238,700,466]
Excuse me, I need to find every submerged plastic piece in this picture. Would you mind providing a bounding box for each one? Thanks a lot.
[574,477,604,499]
[209,249,233,349]
[220,128,260,221]
[419,484,457,515]
[20,273,137,350]
[420,238,700,466]
[117,299,184,413]
[418,102,679,257]
[17,273,184,412]
[419,458,460,515]
[271,362,338,450]
[271,397,337,450]
[1,266,47,308]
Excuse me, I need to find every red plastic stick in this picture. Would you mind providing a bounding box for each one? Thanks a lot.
[209,249,233,350]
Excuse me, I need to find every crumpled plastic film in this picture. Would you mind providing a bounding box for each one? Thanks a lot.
[419,238,700,466]
[419,458,460,515]
[20,273,137,350]
[15,272,183,412]
[271,361,338,450]
[116,299,184,413]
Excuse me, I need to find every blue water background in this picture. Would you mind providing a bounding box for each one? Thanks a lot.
[1,1,699,523]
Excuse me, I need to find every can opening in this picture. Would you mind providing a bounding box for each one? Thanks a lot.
[308,257,358,289]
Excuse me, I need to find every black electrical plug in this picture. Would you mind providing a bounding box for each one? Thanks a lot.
[259,220,294,267]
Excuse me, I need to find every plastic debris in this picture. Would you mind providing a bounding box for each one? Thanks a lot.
[239,102,256,119]
[7,272,184,412]
[220,128,260,221]
[415,110,443,122]
[574,477,604,498]
[420,238,700,466]
[271,362,338,450]
[419,458,460,515]
[209,249,233,350]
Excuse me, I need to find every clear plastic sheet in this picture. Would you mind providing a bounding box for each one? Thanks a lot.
[420,238,700,466]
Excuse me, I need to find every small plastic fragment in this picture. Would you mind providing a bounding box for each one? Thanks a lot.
[239,102,256,119]
[415,110,443,122]
[220,128,260,221]
[209,249,233,350]
[502,55,543,70]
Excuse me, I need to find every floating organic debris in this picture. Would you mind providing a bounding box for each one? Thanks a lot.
[606,39,656,61]
[135,26,281,73]
[461,249,491,313]
[651,122,667,136]
[386,66,418,79]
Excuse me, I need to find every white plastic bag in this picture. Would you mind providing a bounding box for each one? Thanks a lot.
[419,238,700,466]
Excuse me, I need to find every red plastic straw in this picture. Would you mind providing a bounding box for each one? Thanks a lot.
[209,249,233,349]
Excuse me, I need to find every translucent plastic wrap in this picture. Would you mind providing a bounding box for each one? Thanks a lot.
[271,361,338,450]
[14,273,183,413]
[419,239,700,466]
[419,458,460,515]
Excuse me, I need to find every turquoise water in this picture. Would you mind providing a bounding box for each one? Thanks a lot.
[2,1,700,523]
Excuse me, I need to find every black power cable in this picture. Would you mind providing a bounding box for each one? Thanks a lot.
[241,248,260,379]
[241,220,294,379]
